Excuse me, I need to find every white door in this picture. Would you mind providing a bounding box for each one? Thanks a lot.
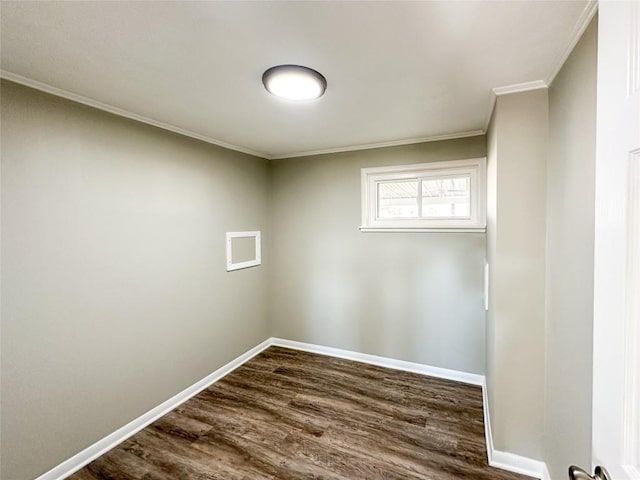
[592,1,640,479]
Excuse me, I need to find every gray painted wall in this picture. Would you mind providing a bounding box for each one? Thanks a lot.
[485,89,548,460]
[0,80,270,479]
[0,24,598,476]
[545,18,597,479]
[485,108,498,438]
[269,137,487,374]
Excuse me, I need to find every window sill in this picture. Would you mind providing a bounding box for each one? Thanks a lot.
[359,226,486,233]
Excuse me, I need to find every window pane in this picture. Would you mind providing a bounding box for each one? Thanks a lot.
[421,176,470,218]
[378,180,419,218]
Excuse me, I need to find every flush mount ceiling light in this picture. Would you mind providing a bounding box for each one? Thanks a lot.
[262,65,327,101]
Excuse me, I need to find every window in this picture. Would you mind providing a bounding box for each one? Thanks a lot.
[360,158,486,232]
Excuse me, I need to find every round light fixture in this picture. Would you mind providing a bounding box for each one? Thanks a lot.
[262,65,327,101]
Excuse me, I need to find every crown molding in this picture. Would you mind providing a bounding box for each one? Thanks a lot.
[484,0,597,130]
[1,2,598,163]
[492,80,548,97]
[483,1,597,132]
[270,130,486,160]
[0,70,269,159]
[546,0,598,86]
[2,70,485,162]
[483,80,549,130]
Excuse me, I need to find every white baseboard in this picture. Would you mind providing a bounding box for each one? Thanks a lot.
[270,337,484,386]
[36,336,550,480]
[482,378,551,480]
[279,338,550,478]
[490,450,550,480]
[34,338,273,480]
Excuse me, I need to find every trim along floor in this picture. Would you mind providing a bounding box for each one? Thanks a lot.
[66,346,536,480]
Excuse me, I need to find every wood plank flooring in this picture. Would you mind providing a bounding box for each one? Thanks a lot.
[68,347,536,480]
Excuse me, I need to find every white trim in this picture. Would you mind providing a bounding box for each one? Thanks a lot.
[546,0,599,86]
[269,131,486,160]
[482,378,550,480]
[360,157,487,232]
[226,231,261,272]
[360,158,485,176]
[482,378,495,468]
[593,4,640,476]
[484,263,489,311]
[490,451,550,480]
[359,227,485,233]
[279,338,548,478]
[484,1,597,132]
[623,465,640,480]
[270,337,484,386]
[628,0,640,97]
[1,70,487,161]
[492,80,548,97]
[36,337,552,480]
[484,80,549,132]
[0,70,268,160]
[34,338,273,480]
[623,148,640,474]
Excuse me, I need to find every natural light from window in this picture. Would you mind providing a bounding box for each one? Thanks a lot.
[361,158,486,232]
[422,176,470,218]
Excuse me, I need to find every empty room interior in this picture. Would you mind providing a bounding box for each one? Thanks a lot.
[1,1,639,480]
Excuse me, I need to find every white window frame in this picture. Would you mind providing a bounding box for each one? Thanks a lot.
[360,158,486,232]
[226,231,261,271]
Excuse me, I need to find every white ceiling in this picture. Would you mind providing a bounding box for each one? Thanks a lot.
[1,1,593,159]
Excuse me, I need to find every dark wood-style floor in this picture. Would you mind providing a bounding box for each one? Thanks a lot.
[68,347,535,480]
